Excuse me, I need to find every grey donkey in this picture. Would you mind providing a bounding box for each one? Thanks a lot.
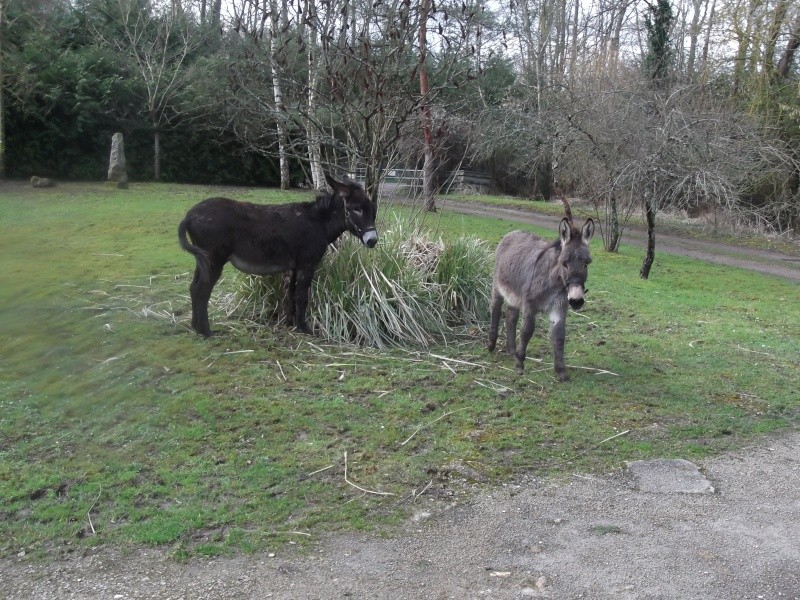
[487,215,595,381]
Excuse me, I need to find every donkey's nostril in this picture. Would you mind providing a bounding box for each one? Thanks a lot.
[569,297,585,310]
[364,233,378,248]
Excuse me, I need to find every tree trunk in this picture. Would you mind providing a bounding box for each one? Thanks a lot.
[569,0,579,85]
[0,0,5,179]
[686,0,704,79]
[764,0,789,78]
[305,0,325,190]
[420,0,436,212]
[775,15,800,79]
[700,0,716,75]
[153,127,161,180]
[211,0,222,29]
[270,0,290,189]
[733,0,756,95]
[607,191,621,252]
[640,191,657,279]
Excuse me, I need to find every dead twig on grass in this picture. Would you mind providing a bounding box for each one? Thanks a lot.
[400,407,470,446]
[308,464,334,477]
[394,479,434,506]
[87,485,102,536]
[276,360,287,381]
[428,353,486,369]
[343,452,394,497]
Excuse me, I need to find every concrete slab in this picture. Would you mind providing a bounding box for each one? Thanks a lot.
[626,458,715,494]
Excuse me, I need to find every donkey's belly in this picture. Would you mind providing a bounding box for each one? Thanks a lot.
[230,254,292,275]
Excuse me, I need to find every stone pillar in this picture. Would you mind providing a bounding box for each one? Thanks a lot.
[107,132,128,187]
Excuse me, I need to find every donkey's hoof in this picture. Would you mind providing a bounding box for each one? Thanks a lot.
[557,371,570,382]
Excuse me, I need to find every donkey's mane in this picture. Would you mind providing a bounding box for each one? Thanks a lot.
[311,188,343,218]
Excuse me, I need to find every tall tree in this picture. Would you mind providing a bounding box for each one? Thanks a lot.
[419,0,435,211]
[0,0,6,179]
[95,0,200,180]
[643,0,675,85]
[269,0,290,189]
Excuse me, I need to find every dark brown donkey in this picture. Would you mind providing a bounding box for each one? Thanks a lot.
[487,209,594,381]
[178,175,378,337]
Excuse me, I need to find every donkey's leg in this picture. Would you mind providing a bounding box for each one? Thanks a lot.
[515,307,536,373]
[189,265,203,332]
[292,268,315,334]
[285,270,297,327]
[193,262,223,338]
[506,306,520,355]
[487,289,504,352]
[549,310,568,382]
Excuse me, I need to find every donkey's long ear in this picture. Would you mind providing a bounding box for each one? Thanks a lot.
[325,173,351,200]
[581,219,595,244]
[559,217,572,244]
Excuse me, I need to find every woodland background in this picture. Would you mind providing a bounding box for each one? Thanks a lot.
[1,0,798,238]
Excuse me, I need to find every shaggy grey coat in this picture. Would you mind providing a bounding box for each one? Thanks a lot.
[488,217,594,381]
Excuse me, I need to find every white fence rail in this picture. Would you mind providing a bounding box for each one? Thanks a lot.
[353,168,493,195]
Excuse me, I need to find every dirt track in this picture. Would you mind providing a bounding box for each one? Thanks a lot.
[428,198,800,283]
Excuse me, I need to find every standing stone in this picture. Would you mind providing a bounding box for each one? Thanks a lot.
[107,132,128,186]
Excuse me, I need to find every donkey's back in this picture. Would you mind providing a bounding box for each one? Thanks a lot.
[492,231,555,308]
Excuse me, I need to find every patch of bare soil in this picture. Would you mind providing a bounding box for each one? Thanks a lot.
[2,431,799,599]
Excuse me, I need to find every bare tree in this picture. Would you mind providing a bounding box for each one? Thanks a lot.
[96,0,200,180]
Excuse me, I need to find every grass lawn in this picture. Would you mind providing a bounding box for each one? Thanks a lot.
[1,181,798,559]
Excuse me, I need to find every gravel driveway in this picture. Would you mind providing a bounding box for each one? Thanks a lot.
[426,198,800,283]
[3,432,799,599]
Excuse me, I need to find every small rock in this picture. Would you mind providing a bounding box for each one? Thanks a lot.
[31,176,55,188]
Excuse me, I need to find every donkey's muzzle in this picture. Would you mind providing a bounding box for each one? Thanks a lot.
[362,228,378,248]
[567,284,586,310]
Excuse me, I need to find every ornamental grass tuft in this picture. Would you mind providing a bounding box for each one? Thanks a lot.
[233,218,493,348]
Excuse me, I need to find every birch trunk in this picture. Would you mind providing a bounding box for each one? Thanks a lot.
[269,0,290,189]
[420,0,435,212]
[305,0,325,190]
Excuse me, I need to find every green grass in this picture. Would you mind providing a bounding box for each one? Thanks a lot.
[1,181,798,560]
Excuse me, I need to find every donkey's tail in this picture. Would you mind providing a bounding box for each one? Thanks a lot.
[178,217,211,271]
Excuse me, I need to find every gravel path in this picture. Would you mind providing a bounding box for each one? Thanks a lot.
[3,432,799,599]
[426,198,800,283]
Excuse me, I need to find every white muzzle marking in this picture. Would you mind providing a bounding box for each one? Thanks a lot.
[567,284,585,309]
[362,229,378,247]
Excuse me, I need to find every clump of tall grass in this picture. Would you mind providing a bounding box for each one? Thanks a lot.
[233,218,493,348]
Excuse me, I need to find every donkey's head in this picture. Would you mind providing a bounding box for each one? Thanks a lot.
[557,217,594,310]
[326,174,378,248]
